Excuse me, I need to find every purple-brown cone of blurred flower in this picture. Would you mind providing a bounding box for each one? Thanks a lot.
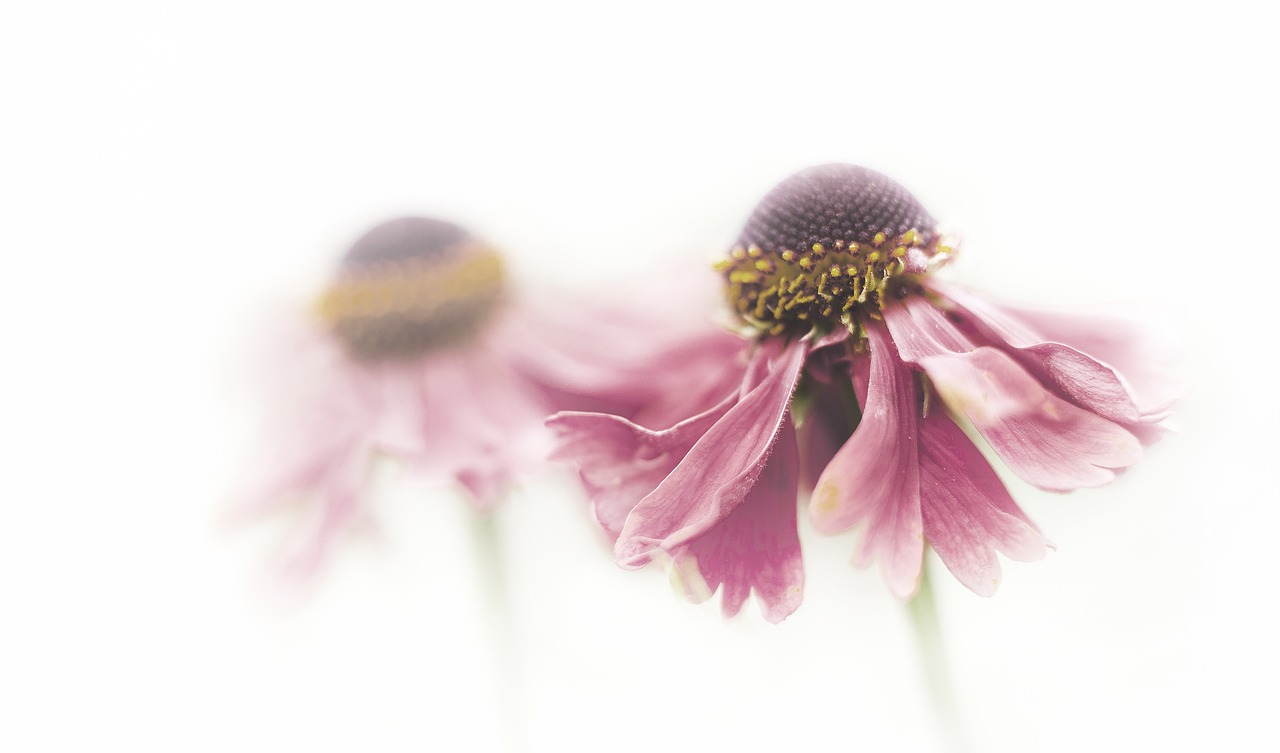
[548,165,1176,622]
[236,216,734,582]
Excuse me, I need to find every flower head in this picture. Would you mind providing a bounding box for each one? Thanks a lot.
[550,164,1173,621]
[236,216,707,582]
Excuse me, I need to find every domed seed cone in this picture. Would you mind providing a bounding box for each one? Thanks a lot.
[720,164,950,337]
[317,217,506,361]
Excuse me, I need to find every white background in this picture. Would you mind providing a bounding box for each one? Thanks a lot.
[3,1,1277,751]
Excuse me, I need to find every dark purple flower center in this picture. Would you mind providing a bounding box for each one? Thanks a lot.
[317,217,506,361]
[720,164,949,336]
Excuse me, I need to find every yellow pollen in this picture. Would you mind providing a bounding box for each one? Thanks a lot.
[717,226,937,336]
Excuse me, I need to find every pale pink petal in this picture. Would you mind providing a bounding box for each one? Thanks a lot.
[615,339,808,567]
[918,408,1053,597]
[919,348,1143,491]
[276,443,372,581]
[810,323,923,600]
[233,321,382,522]
[672,418,804,623]
[495,285,747,420]
[546,397,734,540]
[412,342,552,508]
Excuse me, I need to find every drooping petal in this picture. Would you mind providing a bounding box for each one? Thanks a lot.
[810,322,924,600]
[918,407,1053,597]
[496,284,748,419]
[919,348,1143,491]
[1007,307,1179,417]
[929,283,1169,428]
[276,442,372,581]
[412,342,552,508]
[614,339,808,568]
[671,418,804,623]
[233,319,383,523]
[546,396,735,540]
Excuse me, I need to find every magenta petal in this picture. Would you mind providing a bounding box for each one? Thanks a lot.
[919,408,1053,597]
[614,339,808,567]
[546,398,734,540]
[676,418,804,623]
[919,348,1142,491]
[810,323,923,600]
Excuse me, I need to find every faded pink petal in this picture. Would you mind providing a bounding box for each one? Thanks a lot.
[413,344,552,508]
[547,397,734,539]
[918,408,1052,597]
[276,443,371,581]
[497,286,747,420]
[615,339,808,567]
[919,348,1142,491]
[673,418,804,623]
[810,322,924,600]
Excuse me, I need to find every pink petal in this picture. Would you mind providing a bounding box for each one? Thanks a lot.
[931,284,1172,422]
[918,408,1053,597]
[673,418,804,623]
[810,322,924,600]
[546,397,734,540]
[614,339,808,567]
[918,348,1143,491]
[929,283,1166,427]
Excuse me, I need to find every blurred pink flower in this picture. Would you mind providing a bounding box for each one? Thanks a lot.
[237,217,725,581]
[549,165,1175,622]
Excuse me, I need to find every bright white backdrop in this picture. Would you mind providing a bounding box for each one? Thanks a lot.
[2,1,1277,751]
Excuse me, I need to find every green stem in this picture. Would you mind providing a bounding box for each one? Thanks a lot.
[908,554,970,753]
[467,505,526,752]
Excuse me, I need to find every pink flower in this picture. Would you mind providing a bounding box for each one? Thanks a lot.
[236,217,712,580]
[549,164,1174,622]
